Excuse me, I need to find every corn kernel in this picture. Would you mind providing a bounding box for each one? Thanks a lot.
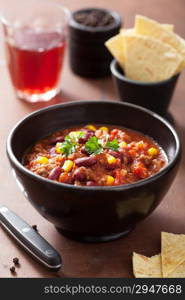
[37,156,48,164]
[62,160,74,172]
[99,126,109,133]
[105,175,115,185]
[86,124,96,131]
[107,154,117,164]
[148,147,159,156]
[56,142,62,153]
[119,141,127,148]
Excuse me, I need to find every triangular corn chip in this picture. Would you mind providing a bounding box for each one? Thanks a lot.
[133,252,162,278]
[105,24,173,68]
[168,261,185,278]
[120,24,173,34]
[161,232,185,277]
[105,29,133,67]
[135,15,185,70]
[123,34,182,82]
[105,33,125,67]
[162,24,174,32]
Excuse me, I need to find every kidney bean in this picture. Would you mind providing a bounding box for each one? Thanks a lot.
[108,150,121,159]
[73,167,87,181]
[86,181,97,186]
[49,136,64,145]
[106,163,117,170]
[79,130,95,144]
[75,156,97,167]
[48,166,61,180]
[81,146,88,155]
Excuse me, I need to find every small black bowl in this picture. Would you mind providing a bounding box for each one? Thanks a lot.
[7,101,181,242]
[111,59,180,116]
[69,8,121,78]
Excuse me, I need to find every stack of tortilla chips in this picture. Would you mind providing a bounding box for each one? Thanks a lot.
[105,15,185,82]
[133,232,185,277]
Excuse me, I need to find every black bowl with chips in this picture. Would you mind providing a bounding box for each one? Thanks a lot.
[111,59,180,116]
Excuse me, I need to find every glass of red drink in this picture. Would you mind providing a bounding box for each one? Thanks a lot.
[1,1,69,102]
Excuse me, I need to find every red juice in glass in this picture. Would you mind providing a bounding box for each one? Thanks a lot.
[1,1,69,102]
[6,28,66,100]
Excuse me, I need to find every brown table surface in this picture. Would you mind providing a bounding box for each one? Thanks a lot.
[0,0,185,278]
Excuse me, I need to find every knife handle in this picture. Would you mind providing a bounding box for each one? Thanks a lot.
[0,206,62,271]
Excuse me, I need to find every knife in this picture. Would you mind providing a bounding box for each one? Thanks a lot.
[0,206,62,271]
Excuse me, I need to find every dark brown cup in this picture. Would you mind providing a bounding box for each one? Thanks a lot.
[111,59,180,116]
[69,8,121,78]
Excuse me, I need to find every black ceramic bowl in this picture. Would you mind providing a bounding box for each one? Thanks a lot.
[111,59,180,116]
[7,101,181,242]
[69,8,121,78]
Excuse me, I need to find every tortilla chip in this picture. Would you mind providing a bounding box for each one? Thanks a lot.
[105,33,125,67]
[123,34,182,82]
[133,252,162,277]
[106,23,174,68]
[163,24,174,32]
[135,15,185,70]
[161,232,185,277]
[105,29,134,66]
[120,24,173,34]
[168,261,185,278]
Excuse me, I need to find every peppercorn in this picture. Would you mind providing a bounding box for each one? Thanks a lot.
[13,257,19,265]
[10,266,16,274]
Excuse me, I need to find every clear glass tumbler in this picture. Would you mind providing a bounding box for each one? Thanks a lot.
[1,0,69,103]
